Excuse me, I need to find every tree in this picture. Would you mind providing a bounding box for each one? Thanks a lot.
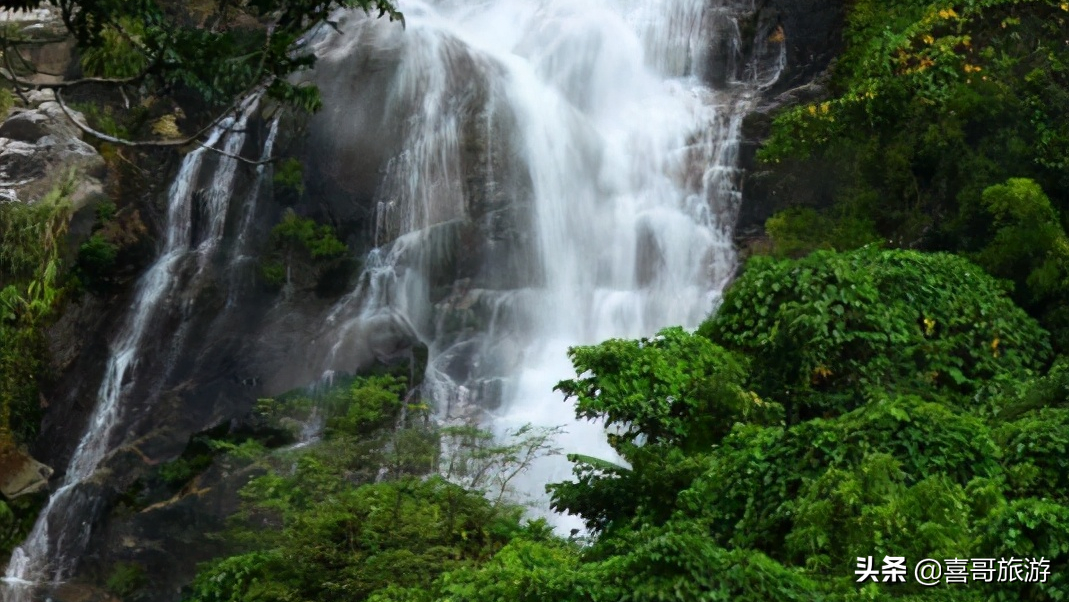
[183,373,563,602]
[965,178,1069,349]
[700,247,1051,422]
[549,327,779,534]
[757,0,1069,252]
[0,0,403,150]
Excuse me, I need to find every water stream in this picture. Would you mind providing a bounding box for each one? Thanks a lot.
[2,96,264,595]
[311,0,784,524]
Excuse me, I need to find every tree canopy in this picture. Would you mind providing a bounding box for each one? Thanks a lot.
[0,0,402,145]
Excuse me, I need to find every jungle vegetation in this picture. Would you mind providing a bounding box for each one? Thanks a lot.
[171,248,1068,602]
[1,0,1068,600]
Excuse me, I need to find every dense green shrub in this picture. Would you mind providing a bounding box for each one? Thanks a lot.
[76,234,118,282]
[273,158,305,205]
[764,207,881,258]
[326,374,407,436]
[700,248,1050,420]
[961,179,1069,348]
[184,373,556,602]
[0,184,71,448]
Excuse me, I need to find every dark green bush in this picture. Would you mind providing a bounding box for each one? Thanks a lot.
[701,248,1051,420]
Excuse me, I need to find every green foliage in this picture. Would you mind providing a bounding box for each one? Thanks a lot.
[995,407,1069,501]
[105,561,148,598]
[185,239,1069,602]
[19,0,403,115]
[701,248,1050,420]
[184,551,281,602]
[185,371,561,602]
[155,457,198,487]
[554,326,781,451]
[960,178,1069,348]
[441,423,562,505]
[549,327,780,533]
[0,178,73,285]
[0,183,73,566]
[535,247,1069,601]
[76,234,118,282]
[592,524,824,602]
[190,476,527,602]
[972,179,1067,297]
[271,209,347,259]
[326,374,406,436]
[0,182,73,448]
[72,195,147,291]
[757,0,1069,260]
[69,102,134,141]
[431,535,587,602]
[78,18,149,79]
[765,207,881,258]
[0,89,12,118]
[94,198,117,223]
[272,157,305,199]
[678,393,1001,571]
[979,498,1069,601]
[0,493,45,560]
[259,209,349,292]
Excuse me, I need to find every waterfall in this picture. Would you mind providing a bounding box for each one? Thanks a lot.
[312,0,784,526]
[4,0,786,589]
[2,96,267,593]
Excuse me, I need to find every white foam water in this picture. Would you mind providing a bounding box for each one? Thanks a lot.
[313,0,784,528]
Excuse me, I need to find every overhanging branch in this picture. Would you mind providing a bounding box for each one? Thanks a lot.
[0,68,146,90]
[54,87,278,165]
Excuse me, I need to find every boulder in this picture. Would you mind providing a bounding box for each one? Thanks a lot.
[0,101,106,208]
[0,447,53,499]
[1,6,75,85]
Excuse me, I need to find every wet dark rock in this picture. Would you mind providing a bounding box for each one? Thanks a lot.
[736,0,846,237]
[42,583,120,602]
[0,111,52,142]
[87,460,261,602]
[752,0,845,95]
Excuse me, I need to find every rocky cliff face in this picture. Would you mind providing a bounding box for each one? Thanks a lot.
[735,0,847,240]
[15,0,846,598]
[0,94,106,209]
[0,95,105,504]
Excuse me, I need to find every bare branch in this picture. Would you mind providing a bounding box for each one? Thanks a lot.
[54,88,280,166]
[54,87,199,147]
[199,144,278,166]
[0,68,145,90]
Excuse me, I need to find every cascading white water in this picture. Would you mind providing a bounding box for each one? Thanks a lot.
[314,0,784,526]
[2,97,263,594]
[227,118,281,305]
